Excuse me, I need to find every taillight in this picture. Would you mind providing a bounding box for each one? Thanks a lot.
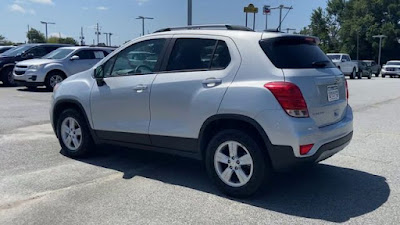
[345,79,349,101]
[300,144,314,155]
[264,82,309,118]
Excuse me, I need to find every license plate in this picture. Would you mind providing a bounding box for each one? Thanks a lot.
[327,85,339,102]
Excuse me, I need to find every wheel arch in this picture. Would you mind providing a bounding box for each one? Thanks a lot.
[198,114,273,162]
[46,69,67,79]
[52,99,97,142]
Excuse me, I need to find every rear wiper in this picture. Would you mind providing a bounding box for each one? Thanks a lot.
[312,60,330,68]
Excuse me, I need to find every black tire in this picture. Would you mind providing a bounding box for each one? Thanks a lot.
[1,67,16,86]
[205,129,271,198]
[357,71,362,79]
[368,73,372,79]
[56,109,95,158]
[45,71,65,91]
[350,68,356,79]
[382,74,385,78]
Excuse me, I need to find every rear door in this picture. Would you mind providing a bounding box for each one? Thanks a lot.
[260,36,347,127]
[149,36,240,149]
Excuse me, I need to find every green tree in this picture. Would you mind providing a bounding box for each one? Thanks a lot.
[47,36,77,45]
[27,28,46,43]
[303,0,400,64]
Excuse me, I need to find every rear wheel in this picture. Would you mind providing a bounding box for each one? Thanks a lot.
[56,109,94,157]
[1,67,16,86]
[368,73,372,79]
[357,70,362,79]
[45,71,65,91]
[350,68,356,79]
[205,129,271,198]
[382,74,385,78]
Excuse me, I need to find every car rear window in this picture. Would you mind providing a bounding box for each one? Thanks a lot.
[259,37,335,69]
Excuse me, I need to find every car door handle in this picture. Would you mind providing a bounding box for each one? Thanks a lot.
[133,84,148,93]
[202,78,222,88]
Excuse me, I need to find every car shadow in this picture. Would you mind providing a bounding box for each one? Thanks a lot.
[17,87,52,92]
[66,145,390,223]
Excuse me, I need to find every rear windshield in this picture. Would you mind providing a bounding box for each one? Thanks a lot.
[386,61,400,66]
[260,37,335,69]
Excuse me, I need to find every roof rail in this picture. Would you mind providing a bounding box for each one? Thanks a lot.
[154,24,254,33]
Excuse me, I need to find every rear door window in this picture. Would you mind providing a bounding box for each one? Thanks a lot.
[76,50,95,59]
[259,37,335,69]
[211,41,231,69]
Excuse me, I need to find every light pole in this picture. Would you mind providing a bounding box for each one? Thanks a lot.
[188,0,192,26]
[40,21,55,41]
[136,16,153,36]
[373,35,387,65]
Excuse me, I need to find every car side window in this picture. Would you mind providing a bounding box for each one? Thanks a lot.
[109,39,166,76]
[211,41,231,69]
[76,50,95,60]
[44,46,60,54]
[166,38,217,71]
[93,50,105,59]
[28,47,47,57]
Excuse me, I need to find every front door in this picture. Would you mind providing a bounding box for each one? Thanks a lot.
[90,38,168,145]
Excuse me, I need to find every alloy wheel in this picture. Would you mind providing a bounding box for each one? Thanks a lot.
[214,141,254,187]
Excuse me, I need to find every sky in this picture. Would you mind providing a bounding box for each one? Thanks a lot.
[1,0,327,46]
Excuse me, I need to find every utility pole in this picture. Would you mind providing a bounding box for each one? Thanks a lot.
[136,16,153,36]
[95,23,101,45]
[270,5,292,32]
[285,28,296,33]
[188,0,192,26]
[27,25,30,43]
[79,27,85,46]
[357,32,359,60]
[40,21,56,41]
[108,33,113,46]
[373,35,387,65]
[103,33,109,46]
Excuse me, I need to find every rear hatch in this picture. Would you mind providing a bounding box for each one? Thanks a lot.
[260,36,347,127]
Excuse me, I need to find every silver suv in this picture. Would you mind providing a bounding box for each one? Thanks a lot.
[13,47,113,90]
[50,25,353,197]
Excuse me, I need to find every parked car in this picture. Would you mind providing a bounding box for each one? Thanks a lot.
[352,60,372,79]
[50,25,353,197]
[361,60,381,77]
[327,53,359,79]
[0,43,71,86]
[0,46,15,54]
[381,60,400,78]
[13,46,114,90]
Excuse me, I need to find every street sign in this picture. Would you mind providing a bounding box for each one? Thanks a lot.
[244,4,258,13]
[263,5,270,15]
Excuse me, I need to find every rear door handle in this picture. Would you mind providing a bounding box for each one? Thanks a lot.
[133,84,148,93]
[202,78,222,88]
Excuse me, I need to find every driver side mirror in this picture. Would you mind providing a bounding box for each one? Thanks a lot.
[70,55,80,61]
[341,59,346,62]
[94,65,105,86]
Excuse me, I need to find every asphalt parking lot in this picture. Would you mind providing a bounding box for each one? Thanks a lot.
[0,77,399,224]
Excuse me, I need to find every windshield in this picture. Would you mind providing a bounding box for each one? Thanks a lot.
[386,61,400,66]
[1,45,34,57]
[327,54,341,60]
[43,48,74,59]
[260,37,335,69]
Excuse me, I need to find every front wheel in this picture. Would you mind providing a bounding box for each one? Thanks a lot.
[205,130,271,198]
[56,109,94,157]
[45,71,65,91]
[1,67,16,86]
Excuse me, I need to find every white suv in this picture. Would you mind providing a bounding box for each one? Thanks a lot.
[50,25,353,197]
[13,47,114,90]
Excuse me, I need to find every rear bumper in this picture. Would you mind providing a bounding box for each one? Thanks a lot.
[269,131,353,171]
